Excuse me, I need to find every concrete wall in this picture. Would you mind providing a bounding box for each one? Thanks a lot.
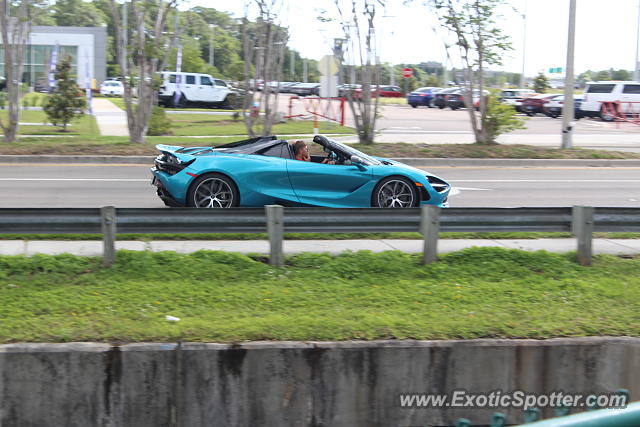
[1,338,640,427]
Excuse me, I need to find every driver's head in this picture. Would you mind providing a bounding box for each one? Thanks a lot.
[293,140,308,156]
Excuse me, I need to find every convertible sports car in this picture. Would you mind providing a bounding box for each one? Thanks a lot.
[151,135,450,208]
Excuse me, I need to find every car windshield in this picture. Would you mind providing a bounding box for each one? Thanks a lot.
[322,137,381,165]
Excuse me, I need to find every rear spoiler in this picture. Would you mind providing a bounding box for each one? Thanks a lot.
[155,144,210,163]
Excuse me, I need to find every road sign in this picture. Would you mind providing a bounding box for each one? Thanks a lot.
[402,68,413,78]
[318,55,339,76]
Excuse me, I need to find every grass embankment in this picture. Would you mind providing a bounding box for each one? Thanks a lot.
[1,232,639,241]
[167,113,353,136]
[2,137,639,159]
[0,110,99,135]
[0,248,638,343]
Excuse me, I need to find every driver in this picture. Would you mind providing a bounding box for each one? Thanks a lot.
[292,140,335,164]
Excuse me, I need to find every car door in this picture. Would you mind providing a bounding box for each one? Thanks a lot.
[197,75,216,102]
[285,159,373,207]
[621,84,640,113]
[183,74,197,101]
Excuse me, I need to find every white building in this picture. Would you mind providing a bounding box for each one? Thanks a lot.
[0,26,107,89]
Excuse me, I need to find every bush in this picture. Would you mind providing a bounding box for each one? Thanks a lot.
[147,106,173,136]
[483,93,528,143]
[43,57,86,131]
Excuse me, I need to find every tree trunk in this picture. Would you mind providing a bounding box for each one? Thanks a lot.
[109,0,175,144]
[0,1,30,143]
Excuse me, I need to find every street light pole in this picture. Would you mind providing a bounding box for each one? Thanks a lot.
[561,0,577,149]
[209,24,215,67]
[521,0,527,87]
[303,58,308,83]
[290,50,294,79]
[635,0,640,81]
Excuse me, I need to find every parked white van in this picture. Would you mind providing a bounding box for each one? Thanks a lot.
[158,72,234,108]
[580,81,640,120]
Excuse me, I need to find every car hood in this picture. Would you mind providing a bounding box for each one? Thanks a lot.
[372,156,439,176]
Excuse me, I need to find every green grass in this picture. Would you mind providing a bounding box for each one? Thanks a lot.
[22,92,50,106]
[167,114,354,136]
[3,136,640,159]
[0,232,638,241]
[0,248,639,343]
[0,110,99,136]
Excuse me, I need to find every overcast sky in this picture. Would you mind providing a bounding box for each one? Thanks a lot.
[185,0,640,77]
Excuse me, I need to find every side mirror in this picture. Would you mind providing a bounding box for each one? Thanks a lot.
[350,155,364,165]
[350,155,367,170]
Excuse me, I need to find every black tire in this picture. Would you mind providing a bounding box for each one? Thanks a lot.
[450,106,459,110]
[171,93,187,109]
[600,106,615,122]
[371,176,418,208]
[187,173,240,208]
[525,111,534,117]
[410,104,417,108]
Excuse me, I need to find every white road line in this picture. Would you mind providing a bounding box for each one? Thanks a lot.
[379,130,474,134]
[0,178,149,182]
[449,187,491,196]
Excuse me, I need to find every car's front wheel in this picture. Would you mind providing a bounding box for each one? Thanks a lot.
[187,173,239,208]
[372,176,418,208]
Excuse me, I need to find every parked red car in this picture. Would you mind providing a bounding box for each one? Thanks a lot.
[354,85,403,98]
[520,94,563,116]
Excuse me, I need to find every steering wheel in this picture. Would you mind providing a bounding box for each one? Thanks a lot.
[326,151,339,164]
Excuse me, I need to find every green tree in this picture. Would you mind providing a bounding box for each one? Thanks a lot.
[484,92,527,143]
[168,40,208,73]
[533,72,550,93]
[43,57,86,132]
[429,0,513,145]
[593,70,611,81]
[611,69,631,80]
[53,0,107,26]
[424,73,442,87]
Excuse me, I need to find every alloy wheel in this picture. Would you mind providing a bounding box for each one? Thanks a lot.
[193,177,234,208]
[377,179,414,208]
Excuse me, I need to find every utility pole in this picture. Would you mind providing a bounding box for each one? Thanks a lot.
[635,0,640,81]
[521,0,527,87]
[209,24,215,67]
[303,58,308,83]
[561,0,577,149]
[290,50,294,79]
[390,64,395,86]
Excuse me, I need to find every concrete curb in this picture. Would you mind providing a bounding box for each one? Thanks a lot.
[3,154,640,167]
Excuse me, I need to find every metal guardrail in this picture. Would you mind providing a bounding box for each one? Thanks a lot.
[0,206,638,266]
[455,392,640,426]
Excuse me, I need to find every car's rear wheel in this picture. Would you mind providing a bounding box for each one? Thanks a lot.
[172,93,187,109]
[187,173,239,208]
[600,106,616,122]
[372,176,418,208]
[410,103,417,108]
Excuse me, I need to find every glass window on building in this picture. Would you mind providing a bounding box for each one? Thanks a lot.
[0,45,78,86]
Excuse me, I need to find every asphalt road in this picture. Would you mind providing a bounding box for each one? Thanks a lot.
[1,163,638,208]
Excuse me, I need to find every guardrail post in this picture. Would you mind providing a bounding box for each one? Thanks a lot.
[421,205,440,264]
[265,205,284,266]
[101,206,116,267]
[572,205,593,266]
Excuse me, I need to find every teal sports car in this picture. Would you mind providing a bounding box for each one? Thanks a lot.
[151,135,450,208]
